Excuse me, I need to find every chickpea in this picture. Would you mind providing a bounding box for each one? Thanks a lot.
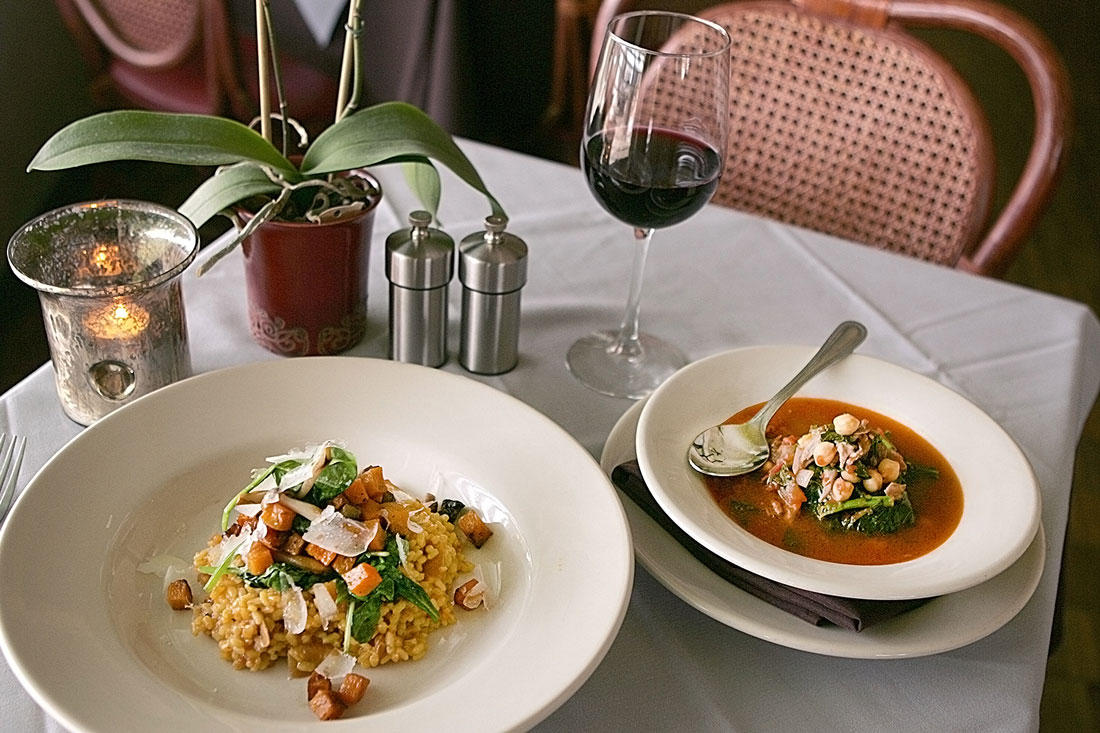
[863,468,883,493]
[878,458,901,483]
[813,441,837,466]
[833,413,860,436]
[830,478,855,502]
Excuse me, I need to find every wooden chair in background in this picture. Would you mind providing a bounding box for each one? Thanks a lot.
[589,0,1072,277]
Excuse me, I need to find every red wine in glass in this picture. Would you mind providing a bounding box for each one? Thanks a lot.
[582,127,723,230]
[567,10,730,399]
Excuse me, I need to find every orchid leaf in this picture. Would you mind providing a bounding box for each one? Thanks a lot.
[401,159,442,216]
[27,111,296,173]
[178,165,285,228]
[300,102,504,215]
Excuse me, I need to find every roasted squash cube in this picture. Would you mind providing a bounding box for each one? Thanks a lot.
[456,508,493,548]
[261,501,297,531]
[342,562,383,597]
[305,543,338,567]
[337,673,370,705]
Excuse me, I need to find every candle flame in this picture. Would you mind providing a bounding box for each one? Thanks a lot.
[85,299,150,340]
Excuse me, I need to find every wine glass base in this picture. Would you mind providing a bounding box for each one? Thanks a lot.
[566,330,687,399]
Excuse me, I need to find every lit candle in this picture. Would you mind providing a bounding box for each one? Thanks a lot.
[84,299,150,341]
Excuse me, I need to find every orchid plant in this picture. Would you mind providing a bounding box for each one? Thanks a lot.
[27,0,502,274]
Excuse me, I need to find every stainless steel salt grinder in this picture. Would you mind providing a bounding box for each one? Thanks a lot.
[458,215,528,374]
[385,210,454,367]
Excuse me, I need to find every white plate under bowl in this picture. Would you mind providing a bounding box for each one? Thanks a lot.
[0,357,633,732]
[636,346,1040,600]
[605,399,1045,658]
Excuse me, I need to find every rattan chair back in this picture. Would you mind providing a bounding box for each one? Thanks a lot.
[590,0,1072,276]
[69,0,201,69]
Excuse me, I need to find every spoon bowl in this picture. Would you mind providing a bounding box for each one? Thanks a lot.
[688,321,867,476]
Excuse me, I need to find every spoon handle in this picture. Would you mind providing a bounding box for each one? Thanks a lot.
[752,321,868,428]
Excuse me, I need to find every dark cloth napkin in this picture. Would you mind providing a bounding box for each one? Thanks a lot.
[612,460,932,631]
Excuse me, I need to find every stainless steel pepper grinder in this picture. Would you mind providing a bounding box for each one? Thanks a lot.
[459,215,528,374]
[385,211,454,367]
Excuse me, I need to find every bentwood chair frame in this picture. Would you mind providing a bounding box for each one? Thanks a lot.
[590,0,1072,277]
[56,0,253,119]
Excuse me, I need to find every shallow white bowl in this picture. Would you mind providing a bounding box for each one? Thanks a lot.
[635,346,1040,600]
[0,357,633,732]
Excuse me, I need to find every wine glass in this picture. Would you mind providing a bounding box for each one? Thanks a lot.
[568,11,730,399]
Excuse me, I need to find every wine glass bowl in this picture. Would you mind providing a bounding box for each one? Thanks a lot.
[568,11,731,398]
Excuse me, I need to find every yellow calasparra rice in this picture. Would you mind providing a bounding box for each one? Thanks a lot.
[190,443,477,674]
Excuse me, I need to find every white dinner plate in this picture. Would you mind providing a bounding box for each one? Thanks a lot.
[636,346,1041,600]
[0,358,633,732]
[604,399,1045,658]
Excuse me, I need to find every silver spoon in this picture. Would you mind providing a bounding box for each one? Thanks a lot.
[687,321,868,477]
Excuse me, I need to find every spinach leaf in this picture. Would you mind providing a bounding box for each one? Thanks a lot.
[349,595,383,644]
[902,462,940,484]
[303,446,358,504]
[843,494,916,534]
[339,535,441,644]
[241,562,332,591]
[394,575,440,621]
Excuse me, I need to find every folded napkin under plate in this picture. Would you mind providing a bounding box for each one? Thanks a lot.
[612,460,930,632]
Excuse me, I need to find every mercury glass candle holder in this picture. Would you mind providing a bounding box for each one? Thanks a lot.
[7,200,198,425]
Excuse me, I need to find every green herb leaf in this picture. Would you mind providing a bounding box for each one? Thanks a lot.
[394,575,440,622]
[203,540,245,592]
[242,562,332,591]
[221,463,277,531]
[814,494,896,519]
[350,595,383,644]
[28,111,297,173]
[303,446,358,504]
[902,462,940,483]
[300,102,504,216]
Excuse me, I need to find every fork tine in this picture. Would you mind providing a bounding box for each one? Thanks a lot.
[0,433,27,522]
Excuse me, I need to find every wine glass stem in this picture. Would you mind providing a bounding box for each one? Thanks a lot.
[613,227,655,359]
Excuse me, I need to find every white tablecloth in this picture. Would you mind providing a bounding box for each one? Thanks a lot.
[2,139,1098,731]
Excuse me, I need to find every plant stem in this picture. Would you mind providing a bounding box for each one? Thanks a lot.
[261,1,289,154]
[255,0,272,142]
[335,0,361,123]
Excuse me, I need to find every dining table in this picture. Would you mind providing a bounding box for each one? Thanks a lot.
[1,138,1098,732]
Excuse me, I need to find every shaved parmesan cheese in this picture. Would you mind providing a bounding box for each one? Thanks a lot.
[137,555,192,591]
[208,525,255,566]
[315,650,356,680]
[389,487,418,504]
[466,563,501,610]
[302,507,378,556]
[282,585,308,634]
[265,443,323,465]
[234,502,263,517]
[456,578,488,609]
[395,535,410,569]
[312,583,339,630]
[268,442,338,497]
[251,471,279,494]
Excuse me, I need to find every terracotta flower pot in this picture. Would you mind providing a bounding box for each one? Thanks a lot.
[241,172,382,356]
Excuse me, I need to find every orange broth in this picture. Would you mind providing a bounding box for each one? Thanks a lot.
[705,397,963,565]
